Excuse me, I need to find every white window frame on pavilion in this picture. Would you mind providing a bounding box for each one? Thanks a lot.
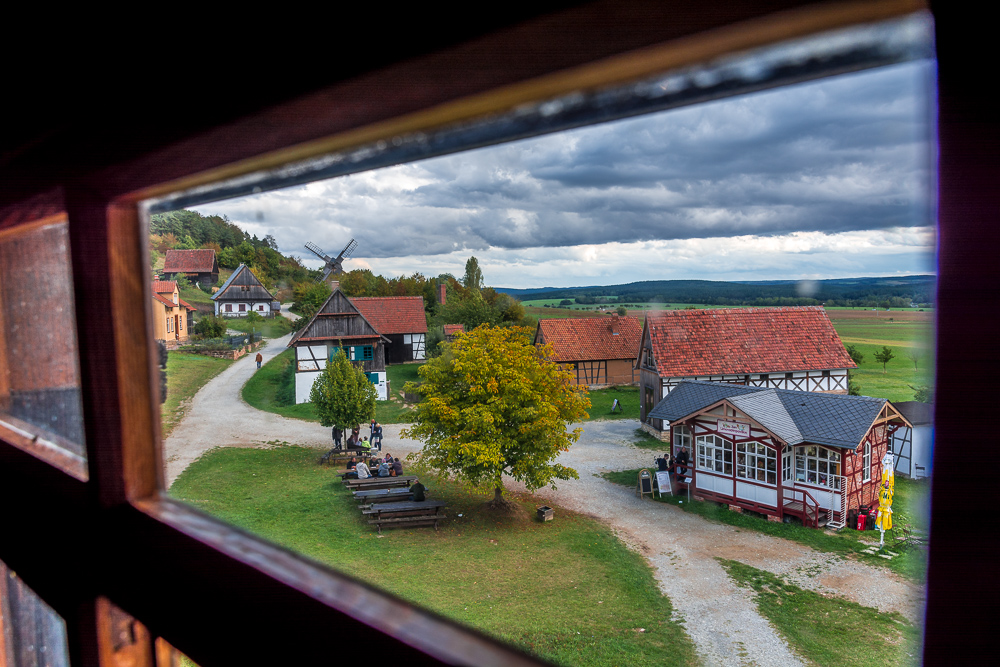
[673,424,691,457]
[795,445,843,490]
[736,441,778,485]
[696,434,732,475]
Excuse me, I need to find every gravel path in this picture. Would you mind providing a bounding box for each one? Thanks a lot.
[163,329,925,666]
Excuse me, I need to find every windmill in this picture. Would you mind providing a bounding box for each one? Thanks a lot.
[305,239,358,282]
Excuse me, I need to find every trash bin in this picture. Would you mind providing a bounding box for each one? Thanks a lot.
[537,506,554,522]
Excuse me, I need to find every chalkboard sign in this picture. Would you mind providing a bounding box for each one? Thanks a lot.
[655,471,672,497]
[636,469,653,498]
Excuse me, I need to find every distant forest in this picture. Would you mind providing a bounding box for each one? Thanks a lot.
[499,276,935,308]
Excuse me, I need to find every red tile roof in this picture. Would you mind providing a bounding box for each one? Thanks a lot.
[443,324,465,336]
[152,280,177,294]
[645,307,856,377]
[536,316,642,362]
[350,297,428,334]
[151,291,175,307]
[178,298,197,311]
[163,249,217,273]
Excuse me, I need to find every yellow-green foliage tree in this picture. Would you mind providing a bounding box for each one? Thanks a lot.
[402,326,590,508]
[310,347,377,431]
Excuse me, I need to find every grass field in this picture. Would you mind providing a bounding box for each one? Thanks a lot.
[601,470,928,582]
[169,446,699,666]
[225,314,296,338]
[241,348,417,424]
[719,559,919,667]
[162,353,233,436]
[585,385,639,421]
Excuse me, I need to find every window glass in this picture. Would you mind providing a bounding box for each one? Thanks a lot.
[151,13,935,663]
[0,216,87,471]
[0,558,70,667]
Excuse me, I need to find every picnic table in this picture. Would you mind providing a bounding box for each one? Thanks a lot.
[354,487,415,508]
[364,500,448,533]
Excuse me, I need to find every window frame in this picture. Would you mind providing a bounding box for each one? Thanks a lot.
[2,3,970,666]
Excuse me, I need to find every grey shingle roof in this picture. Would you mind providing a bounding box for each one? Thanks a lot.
[649,380,891,449]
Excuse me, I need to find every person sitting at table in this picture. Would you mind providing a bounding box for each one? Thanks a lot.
[391,457,403,476]
[410,480,426,502]
[354,460,372,479]
[383,452,393,464]
[343,457,359,479]
[377,460,391,477]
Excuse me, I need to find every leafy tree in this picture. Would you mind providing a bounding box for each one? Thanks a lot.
[845,344,865,366]
[873,346,895,373]
[194,315,227,339]
[463,256,484,291]
[559,299,573,307]
[402,326,590,509]
[907,347,923,370]
[292,282,332,318]
[848,377,861,396]
[909,384,934,403]
[616,305,628,316]
[309,347,377,431]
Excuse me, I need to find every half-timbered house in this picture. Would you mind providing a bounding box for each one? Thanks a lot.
[534,315,642,387]
[650,380,909,528]
[162,248,219,287]
[351,296,428,364]
[289,287,390,403]
[638,307,856,438]
[151,280,196,347]
[889,400,933,479]
[211,263,279,318]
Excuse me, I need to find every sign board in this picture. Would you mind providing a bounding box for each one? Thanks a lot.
[718,420,750,438]
[655,471,672,497]
[637,469,653,498]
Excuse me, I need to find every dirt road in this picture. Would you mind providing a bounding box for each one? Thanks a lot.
[163,333,924,666]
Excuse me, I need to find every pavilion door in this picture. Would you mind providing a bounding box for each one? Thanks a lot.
[174,315,179,339]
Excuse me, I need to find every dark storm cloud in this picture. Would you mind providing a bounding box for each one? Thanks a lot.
[202,59,934,262]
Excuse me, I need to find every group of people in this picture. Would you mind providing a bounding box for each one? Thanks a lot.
[656,446,690,483]
[344,452,404,480]
[331,420,384,453]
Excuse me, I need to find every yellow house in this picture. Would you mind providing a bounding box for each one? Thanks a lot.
[151,280,196,347]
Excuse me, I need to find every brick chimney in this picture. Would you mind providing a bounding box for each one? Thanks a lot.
[328,279,340,292]
[439,283,446,305]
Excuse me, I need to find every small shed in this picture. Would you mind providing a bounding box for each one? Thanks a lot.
[443,324,465,342]
[351,296,428,364]
[649,380,910,529]
[288,287,390,403]
[534,315,642,387]
[890,401,933,479]
[162,249,219,287]
[211,264,278,318]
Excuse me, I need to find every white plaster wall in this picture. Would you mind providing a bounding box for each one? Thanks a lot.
[295,370,323,404]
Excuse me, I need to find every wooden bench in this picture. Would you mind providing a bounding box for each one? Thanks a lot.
[344,475,417,489]
[365,500,447,534]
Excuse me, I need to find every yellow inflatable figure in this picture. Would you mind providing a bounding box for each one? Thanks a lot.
[876,463,894,531]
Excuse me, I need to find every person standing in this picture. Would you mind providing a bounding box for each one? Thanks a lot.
[332,426,343,450]
[372,422,383,451]
[255,352,263,369]
[676,446,690,483]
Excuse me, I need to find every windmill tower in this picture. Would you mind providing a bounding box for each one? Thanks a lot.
[304,239,358,283]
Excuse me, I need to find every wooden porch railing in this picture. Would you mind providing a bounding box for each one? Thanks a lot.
[782,486,823,528]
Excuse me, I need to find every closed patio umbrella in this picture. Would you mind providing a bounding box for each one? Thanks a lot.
[876,452,895,546]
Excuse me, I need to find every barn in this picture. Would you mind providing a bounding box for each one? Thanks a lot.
[211,263,279,318]
[289,287,390,403]
[162,248,219,287]
[351,296,428,364]
[650,380,910,529]
[533,315,642,387]
[638,307,856,438]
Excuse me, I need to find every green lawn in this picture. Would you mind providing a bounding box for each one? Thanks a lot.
[601,470,928,582]
[585,385,640,421]
[162,353,233,436]
[169,446,699,667]
[827,317,933,402]
[719,559,919,667]
[225,314,295,338]
[241,348,417,424]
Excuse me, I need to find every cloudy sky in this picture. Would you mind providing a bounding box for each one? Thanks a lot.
[194,59,937,290]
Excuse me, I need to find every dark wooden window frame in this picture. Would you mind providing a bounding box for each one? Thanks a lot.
[2,2,994,665]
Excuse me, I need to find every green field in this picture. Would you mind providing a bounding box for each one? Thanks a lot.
[720,559,919,667]
[169,446,699,666]
[225,314,296,338]
[162,353,233,436]
[829,318,933,402]
[241,348,417,424]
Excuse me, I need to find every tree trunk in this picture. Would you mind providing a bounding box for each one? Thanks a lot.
[494,486,503,503]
